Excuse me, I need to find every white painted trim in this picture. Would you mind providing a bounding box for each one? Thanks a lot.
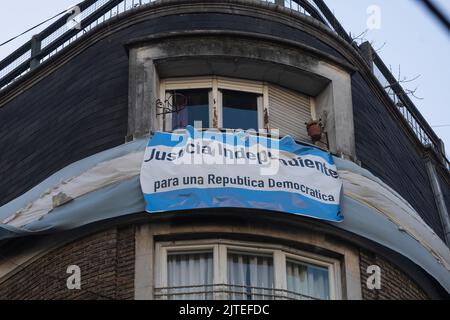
[158,80,166,131]
[310,96,317,120]
[164,77,213,90]
[212,77,220,128]
[263,83,270,130]
[273,250,287,296]
[284,252,340,300]
[156,243,216,285]
[216,243,227,300]
[164,90,172,132]
[162,76,263,93]
[257,95,264,130]
[154,239,163,291]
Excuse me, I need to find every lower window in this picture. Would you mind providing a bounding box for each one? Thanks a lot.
[155,240,340,300]
[286,259,330,300]
[227,251,274,300]
[167,251,214,300]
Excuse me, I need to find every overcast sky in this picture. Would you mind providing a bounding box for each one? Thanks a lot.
[0,0,449,153]
[325,0,450,154]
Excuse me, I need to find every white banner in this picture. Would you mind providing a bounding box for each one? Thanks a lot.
[140,126,343,222]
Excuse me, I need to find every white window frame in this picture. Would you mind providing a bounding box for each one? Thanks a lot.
[159,77,269,131]
[154,239,341,300]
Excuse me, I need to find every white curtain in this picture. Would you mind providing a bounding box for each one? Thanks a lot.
[227,253,274,300]
[167,252,213,300]
[286,260,330,300]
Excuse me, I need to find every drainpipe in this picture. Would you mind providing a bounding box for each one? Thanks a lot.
[424,156,450,247]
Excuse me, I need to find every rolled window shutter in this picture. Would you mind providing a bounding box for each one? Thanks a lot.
[268,84,311,142]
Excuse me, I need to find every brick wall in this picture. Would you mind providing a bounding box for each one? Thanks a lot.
[359,249,429,300]
[0,226,135,300]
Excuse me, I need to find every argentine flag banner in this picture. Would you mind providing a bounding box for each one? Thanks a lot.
[140,126,343,222]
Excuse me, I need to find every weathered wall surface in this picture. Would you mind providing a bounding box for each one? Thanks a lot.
[0,226,135,300]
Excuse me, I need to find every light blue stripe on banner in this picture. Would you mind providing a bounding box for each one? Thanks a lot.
[147,127,334,164]
[148,131,186,148]
[144,187,343,222]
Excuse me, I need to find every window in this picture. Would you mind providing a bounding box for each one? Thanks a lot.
[166,251,213,300]
[222,90,259,130]
[227,251,274,300]
[286,259,330,300]
[168,89,210,130]
[155,240,341,300]
[159,77,266,131]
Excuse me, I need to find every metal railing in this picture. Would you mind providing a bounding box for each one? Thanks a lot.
[0,0,157,90]
[0,0,326,91]
[310,0,449,169]
[371,48,450,169]
[154,283,323,300]
[0,0,447,169]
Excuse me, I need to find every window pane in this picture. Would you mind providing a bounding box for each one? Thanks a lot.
[170,89,209,130]
[222,90,259,130]
[227,252,274,300]
[167,251,213,300]
[286,259,330,300]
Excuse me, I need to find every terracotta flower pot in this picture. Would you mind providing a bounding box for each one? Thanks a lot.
[306,120,323,142]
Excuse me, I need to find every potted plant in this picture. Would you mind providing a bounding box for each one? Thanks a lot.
[306,119,323,142]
